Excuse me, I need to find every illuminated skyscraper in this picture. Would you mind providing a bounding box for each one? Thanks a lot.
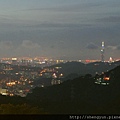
[101,42,105,62]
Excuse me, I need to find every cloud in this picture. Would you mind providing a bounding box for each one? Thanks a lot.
[21,40,40,49]
[0,41,13,49]
[107,46,117,50]
[107,45,120,50]
[97,16,120,23]
[21,1,103,13]
[25,23,92,29]
[116,45,120,50]
[86,43,98,50]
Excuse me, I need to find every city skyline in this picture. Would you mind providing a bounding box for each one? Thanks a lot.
[0,0,120,60]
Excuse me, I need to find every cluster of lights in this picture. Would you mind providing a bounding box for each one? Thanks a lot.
[51,79,61,85]
[6,82,16,86]
[52,73,57,78]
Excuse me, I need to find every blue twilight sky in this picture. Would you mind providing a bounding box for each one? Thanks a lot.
[0,0,120,60]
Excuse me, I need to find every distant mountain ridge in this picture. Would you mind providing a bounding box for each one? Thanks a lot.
[47,61,120,77]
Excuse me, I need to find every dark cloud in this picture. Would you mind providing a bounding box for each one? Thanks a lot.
[21,1,104,13]
[25,23,92,29]
[116,45,120,50]
[86,43,98,50]
[0,0,120,59]
[97,16,120,23]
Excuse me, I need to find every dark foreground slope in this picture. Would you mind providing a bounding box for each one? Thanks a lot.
[26,65,120,114]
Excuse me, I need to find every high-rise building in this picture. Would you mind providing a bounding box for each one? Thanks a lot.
[101,42,105,62]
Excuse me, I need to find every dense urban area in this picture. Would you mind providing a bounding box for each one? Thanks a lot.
[0,56,119,98]
[0,57,65,97]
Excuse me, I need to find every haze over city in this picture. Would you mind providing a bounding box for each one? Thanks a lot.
[0,0,120,60]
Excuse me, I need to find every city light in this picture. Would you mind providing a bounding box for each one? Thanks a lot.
[104,77,110,81]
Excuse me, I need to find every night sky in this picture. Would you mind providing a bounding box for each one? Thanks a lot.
[0,0,120,60]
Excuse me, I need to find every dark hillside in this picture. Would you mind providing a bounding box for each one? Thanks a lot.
[46,61,120,78]
[26,65,120,114]
[0,65,120,114]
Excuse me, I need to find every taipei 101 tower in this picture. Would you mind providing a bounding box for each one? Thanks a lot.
[101,42,105,62]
